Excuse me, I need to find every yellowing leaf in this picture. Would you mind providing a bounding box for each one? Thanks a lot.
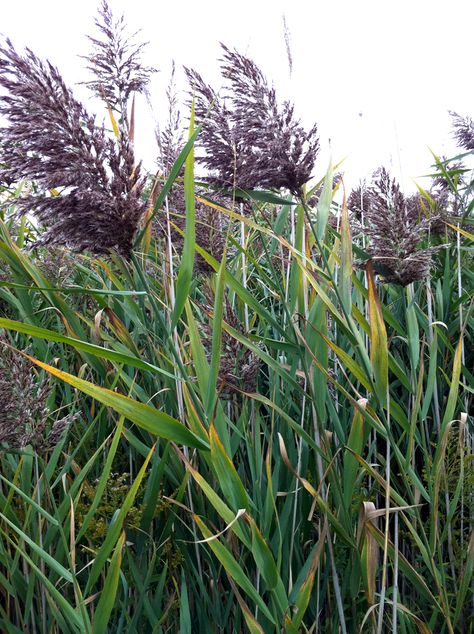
[367,260,388,406]
[22,353,209,450]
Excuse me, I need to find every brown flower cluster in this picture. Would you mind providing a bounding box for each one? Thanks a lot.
[0,39,147,256]
[349,168,435,286]
[346,182,372,222]
[185,44,319,196]
[450,111,474,151]
[0,336,76,452]
[81,0,156,118]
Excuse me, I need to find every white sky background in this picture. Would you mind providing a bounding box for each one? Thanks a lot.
[1,0,473,193]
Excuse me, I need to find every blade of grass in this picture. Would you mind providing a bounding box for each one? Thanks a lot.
[171,97,196,328]
[92,532,125,634]
[21,353,209,450]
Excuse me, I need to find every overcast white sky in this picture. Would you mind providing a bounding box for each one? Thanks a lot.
[1,0,473,192]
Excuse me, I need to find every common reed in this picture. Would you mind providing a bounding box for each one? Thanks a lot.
[0,4,471,633]
[0,37,147,256]
[185,44,319,195]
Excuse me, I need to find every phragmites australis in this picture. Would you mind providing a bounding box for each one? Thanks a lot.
[0,335,76,452]
[157,61,184,177]
[82,0,156,120]
[0,39,147,256]
[185,44,319,196]
[450,111,474,151]
[346,181,371,222]
[350,167,434,286]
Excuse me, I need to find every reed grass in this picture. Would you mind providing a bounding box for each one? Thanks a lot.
[0,4,473,633]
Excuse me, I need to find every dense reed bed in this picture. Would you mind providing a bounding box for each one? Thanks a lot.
[0,3,473,632]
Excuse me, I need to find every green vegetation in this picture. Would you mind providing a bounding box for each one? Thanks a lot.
[0,3,472,632]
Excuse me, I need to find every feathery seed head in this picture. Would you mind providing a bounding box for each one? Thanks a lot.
[0,336,76,452]
[82,0,156,112]
[0,39,147,256]
[185,44,319,196]
[450,111,474,151]
[351,167,434,286]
